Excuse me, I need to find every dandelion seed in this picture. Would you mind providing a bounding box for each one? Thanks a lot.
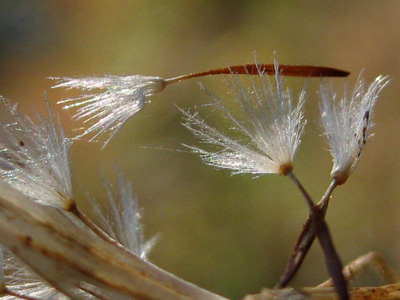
[88,171,156,259]
[180,60,306,176]
[52,75,167,146]
[276,74,389,291]
[0,97,128,249]
[51,61,348,147]
[0,98,73,210]
[0,100,228,299]
[181,60,351,299]
[319,74,389,185]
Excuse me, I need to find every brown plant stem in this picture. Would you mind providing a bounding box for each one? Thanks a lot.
[68,203,126,251]
[285,171,348,300]
[277,180,338,288]
[164,64,350,85]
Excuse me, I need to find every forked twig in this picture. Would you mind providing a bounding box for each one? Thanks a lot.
[277,180,339,288]
[285,171,347,300]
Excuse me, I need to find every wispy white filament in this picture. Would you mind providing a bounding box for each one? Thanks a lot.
[0,99,73,210]
[181,62,306,175]
[2,253,68,300]
[319,74,389,184]
[0,98,224,300]
[88,171,156,259]
[51,75,166,146]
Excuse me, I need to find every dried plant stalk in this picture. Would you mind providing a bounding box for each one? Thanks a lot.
[0,183,228,300]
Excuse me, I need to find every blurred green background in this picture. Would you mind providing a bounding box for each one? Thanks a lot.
[1,1,400,299]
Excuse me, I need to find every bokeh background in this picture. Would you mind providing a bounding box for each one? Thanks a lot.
[1,1,400,299]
